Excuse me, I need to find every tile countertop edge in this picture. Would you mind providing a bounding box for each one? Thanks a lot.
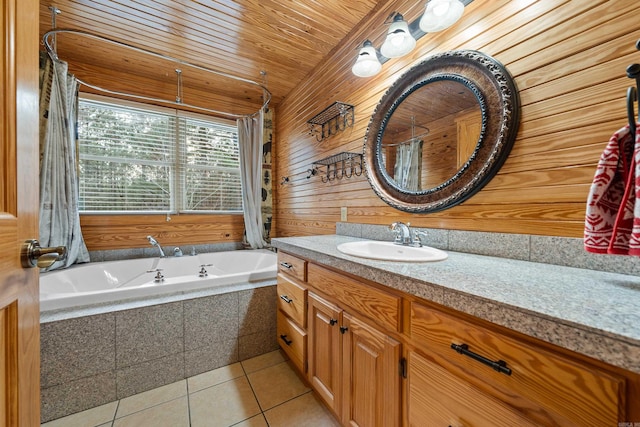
[272,235,640,374]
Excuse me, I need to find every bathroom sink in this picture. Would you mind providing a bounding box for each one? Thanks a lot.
[336,241,448,262]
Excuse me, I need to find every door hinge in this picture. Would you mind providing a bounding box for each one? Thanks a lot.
[399,357,407,379]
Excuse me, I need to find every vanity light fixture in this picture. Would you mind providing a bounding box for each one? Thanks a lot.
[380,13,416,59]
[352,40,383,78]
[351,0,469,77]
[419,0,465,33]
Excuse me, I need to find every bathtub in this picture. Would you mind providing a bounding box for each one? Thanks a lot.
[40,249,277,311]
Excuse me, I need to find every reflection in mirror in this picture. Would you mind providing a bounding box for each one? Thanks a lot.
[381,80,482,191]
[363,50,520,213]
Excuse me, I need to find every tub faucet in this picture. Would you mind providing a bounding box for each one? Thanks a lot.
[390,222,412,246]
[146,235,165,257]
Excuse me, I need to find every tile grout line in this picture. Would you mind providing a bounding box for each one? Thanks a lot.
[181,300,191,427]
[242,358,316,426]
[240,360,266,419]
[185,374,192,427]
[113,310,119,423]
[111,400,120,426]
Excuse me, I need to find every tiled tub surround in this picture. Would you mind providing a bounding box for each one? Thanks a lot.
[87,241,243,263]
[272,234,640,375]
[40,284,278,423]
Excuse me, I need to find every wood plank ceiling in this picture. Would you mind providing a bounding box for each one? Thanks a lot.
[38,0,383,116]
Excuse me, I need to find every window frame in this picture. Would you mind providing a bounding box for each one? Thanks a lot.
[77,93,243,215]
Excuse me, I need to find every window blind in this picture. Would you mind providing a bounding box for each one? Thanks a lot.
[180,117,242,212]
[77,97,242,213]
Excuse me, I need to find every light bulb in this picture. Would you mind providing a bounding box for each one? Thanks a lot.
[419,0,464,33]
[352,41,382,78]
[380,14,416,58]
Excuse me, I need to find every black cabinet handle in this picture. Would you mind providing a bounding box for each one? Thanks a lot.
[330,318,338,326]
[280,334,293,346]
[280,262,293,269]
[280,295,293,303]
[451,343,512,376]
[340,326,349,334]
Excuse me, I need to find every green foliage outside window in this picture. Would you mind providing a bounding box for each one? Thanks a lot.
[78,98,242,213]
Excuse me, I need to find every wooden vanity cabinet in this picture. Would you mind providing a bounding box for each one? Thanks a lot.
[276,252,308,373]
[306,265,403,427]
[277,250,637,426]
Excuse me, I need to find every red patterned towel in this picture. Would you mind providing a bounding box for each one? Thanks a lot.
[585,125,637,254]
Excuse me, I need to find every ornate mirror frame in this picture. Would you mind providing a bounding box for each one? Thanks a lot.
[363,50,520,213]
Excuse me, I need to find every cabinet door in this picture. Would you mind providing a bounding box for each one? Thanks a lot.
[342,312,401,427]
[308,292,342,415]
[407,350,538,427]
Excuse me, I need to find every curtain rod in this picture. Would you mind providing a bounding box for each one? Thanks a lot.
[43,28,271,119]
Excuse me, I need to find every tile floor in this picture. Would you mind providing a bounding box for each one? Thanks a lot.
[41,350,340,427]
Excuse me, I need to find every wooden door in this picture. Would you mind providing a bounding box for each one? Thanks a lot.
[307,292,342,416]
[1,0,41,425]
[407,350,538,427]
[341,312,401,427]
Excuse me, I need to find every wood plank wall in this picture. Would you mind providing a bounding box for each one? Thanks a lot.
[273,0,640,238]
[79,214,244,251]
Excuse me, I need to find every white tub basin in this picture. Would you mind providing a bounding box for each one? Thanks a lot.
[336,241,448,262]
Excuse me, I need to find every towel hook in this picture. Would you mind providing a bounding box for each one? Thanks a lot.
[627,39,640,136]
[627,87,637,137]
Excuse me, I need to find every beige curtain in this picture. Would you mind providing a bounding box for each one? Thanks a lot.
[39,52,90,269]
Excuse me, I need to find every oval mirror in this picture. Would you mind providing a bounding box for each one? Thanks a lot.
[363,50,520,213]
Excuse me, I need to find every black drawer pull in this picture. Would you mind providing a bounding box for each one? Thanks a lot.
[280,262,293,269]
[280,334,293,346]
[451,343,512,376]
[280,295,293,303]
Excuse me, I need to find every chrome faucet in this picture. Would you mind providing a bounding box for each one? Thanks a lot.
[146,235,166,257]
[390,222,412,246]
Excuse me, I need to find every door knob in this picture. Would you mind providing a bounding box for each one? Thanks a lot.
[21,239,67,269]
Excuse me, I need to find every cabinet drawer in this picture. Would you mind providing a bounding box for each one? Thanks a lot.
[277,274,307,328]
[410,302,625,426]
[308,263,401,332]
[277,310,307,373]
[278,252,307,282]
[408,350,538,427]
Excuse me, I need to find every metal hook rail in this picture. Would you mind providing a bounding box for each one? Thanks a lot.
[42,28,271,119]
[307,102,355,142]
[312,152,363,183]
[626,39,640,136]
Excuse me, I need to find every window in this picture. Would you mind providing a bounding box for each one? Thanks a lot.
[77,95,242,213]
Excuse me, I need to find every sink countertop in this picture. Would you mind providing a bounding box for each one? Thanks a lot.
[272,235,640,374]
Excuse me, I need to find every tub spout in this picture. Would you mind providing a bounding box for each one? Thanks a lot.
[146,235,166,257]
